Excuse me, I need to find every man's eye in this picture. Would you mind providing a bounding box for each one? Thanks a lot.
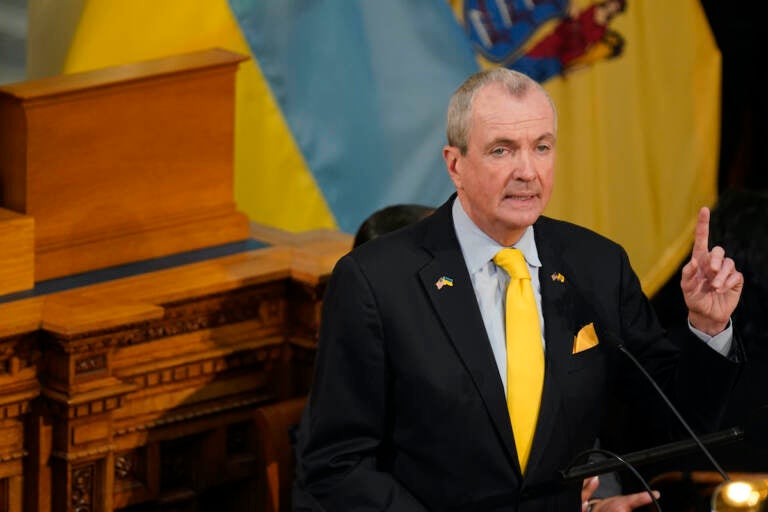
[491,147,506,155]
[536,144,551,152]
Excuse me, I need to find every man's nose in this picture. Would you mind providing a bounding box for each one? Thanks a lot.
[512,151,536,180]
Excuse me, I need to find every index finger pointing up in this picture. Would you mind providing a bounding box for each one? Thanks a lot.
[692,206,711,259]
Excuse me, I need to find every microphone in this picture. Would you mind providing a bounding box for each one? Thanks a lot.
[561,427,743,482]
[564,403,768,481]
[596,326,731,481]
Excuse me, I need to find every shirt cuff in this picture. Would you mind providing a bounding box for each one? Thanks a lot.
[688,318,733,356]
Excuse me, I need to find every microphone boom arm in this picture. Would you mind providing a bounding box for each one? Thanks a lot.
[559,426,743,483]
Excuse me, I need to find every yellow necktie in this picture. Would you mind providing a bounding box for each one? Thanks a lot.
[493,248,544,472]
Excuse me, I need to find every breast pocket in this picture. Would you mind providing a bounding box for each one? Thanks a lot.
[562,345,609,443]
[563,343,608,412]
[567,343,605,373]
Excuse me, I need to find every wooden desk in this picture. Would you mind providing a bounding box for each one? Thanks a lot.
[0,225,350,512]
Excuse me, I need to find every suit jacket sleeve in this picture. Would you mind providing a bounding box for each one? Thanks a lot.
[293,254,429,511]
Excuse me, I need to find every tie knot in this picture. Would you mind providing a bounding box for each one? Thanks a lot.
[493,248,530,280]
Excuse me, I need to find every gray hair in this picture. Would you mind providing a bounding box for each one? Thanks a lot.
[446,68,557,154]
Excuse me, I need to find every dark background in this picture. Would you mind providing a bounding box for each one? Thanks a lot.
[701,0,767,193]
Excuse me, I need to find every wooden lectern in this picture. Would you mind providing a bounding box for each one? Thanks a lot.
[0,50,349,512]
[0,48,251,282]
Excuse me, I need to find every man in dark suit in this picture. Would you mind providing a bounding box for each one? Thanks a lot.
[293,68,743,511]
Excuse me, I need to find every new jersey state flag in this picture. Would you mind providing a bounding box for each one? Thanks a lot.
[28,0,720,296]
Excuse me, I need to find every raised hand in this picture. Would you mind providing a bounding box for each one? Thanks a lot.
[680,207,743,335]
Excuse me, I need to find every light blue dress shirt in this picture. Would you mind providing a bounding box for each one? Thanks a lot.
[450,199,733,393]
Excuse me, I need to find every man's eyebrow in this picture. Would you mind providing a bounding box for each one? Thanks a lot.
[484,138,518,150]
[536,132,556,142]
[484,133,555,150]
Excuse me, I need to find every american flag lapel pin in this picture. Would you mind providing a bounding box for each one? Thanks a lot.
[550,272,565,283]
[435,276,454,290]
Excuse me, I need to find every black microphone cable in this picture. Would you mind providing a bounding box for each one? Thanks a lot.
[564,447,662,512]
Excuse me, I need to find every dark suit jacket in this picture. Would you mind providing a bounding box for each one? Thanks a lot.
[293,196,741,511]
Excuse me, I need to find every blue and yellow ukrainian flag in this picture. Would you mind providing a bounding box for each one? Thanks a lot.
[28,0,720,296]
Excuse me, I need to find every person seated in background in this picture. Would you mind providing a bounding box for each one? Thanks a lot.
[353,204,436,248]
[294,67,743,511]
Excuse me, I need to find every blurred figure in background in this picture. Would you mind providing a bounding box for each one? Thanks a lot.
[709,188,768,469]
[353,204,435,248]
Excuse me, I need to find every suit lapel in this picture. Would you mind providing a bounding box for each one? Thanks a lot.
[418,199,520,469]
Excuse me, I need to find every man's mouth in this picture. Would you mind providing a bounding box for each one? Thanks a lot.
[505,192,537,201]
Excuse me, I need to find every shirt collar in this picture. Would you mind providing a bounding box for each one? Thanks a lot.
[452,198,542,274]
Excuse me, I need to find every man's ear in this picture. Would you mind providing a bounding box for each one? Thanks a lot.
[443,145,462,189]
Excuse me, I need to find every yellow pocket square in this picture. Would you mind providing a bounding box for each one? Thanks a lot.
[572,322,599,354]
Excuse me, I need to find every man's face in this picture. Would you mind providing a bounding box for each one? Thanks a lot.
[443,83,556,246]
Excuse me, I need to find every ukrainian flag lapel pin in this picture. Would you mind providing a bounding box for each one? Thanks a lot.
[435,276,454,290]
[550,272,565,283]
